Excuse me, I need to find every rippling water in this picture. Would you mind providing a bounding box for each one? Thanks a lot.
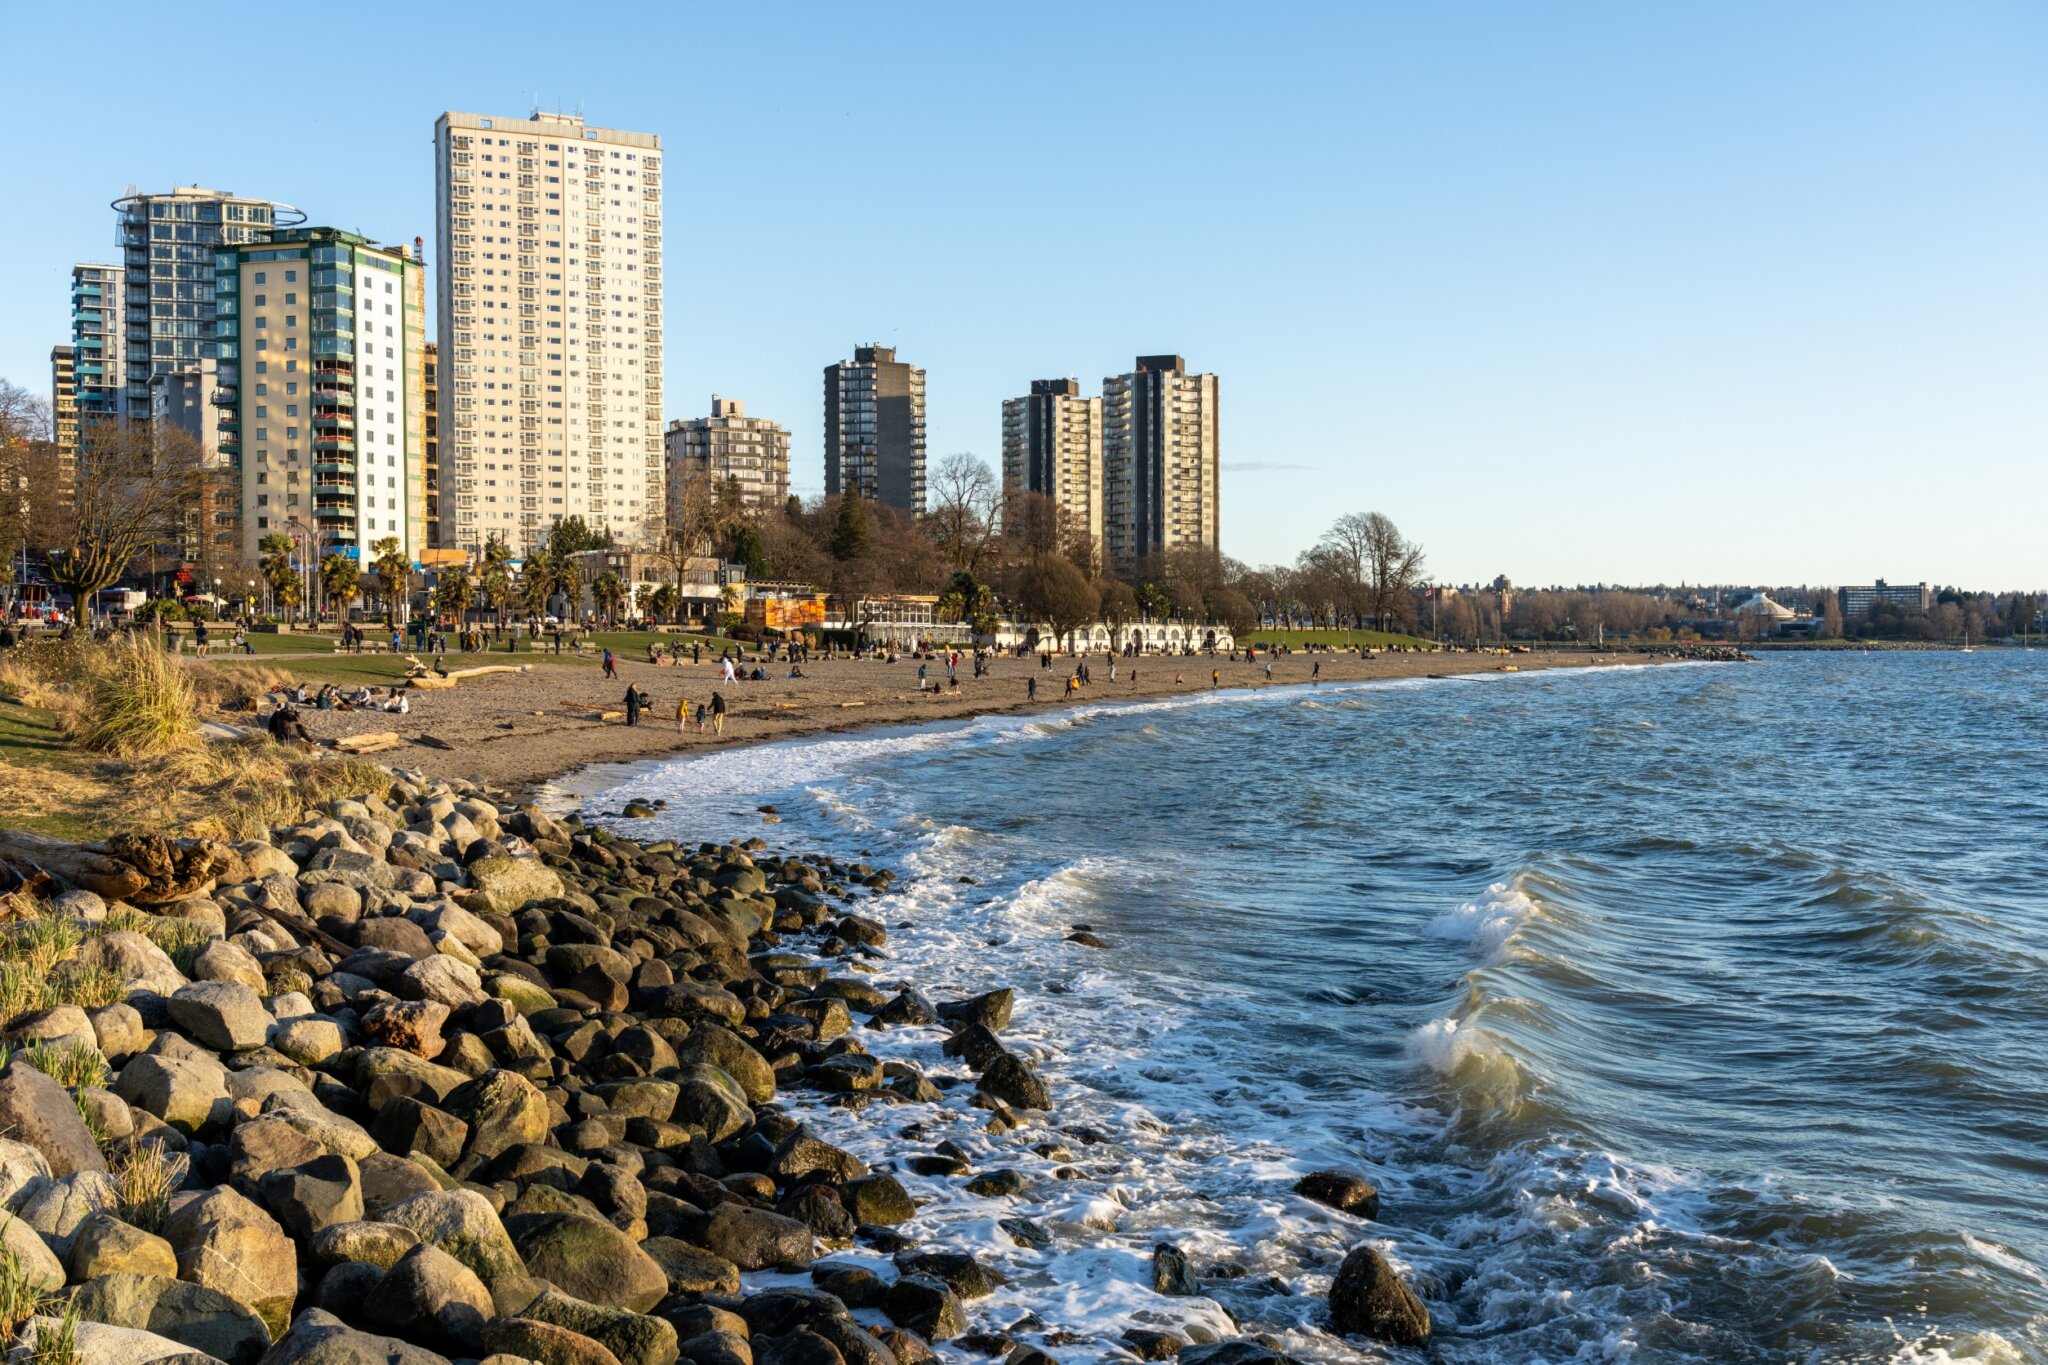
[565,653,2048,1363]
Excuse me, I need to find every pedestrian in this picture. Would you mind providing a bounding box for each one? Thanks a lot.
[1265,661,1273,681]
[710,691,727,735]
[1212,668,1220,688]
[1027,676,1037,702]
[1313,661,1321,680]
[624,684,641,726]
[602,648,617,679]
[918,663,928,691]
[695,701,708,732]
[676,695,690,734]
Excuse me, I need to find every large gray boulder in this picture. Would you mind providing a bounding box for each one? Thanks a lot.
[465,855,563,914]
[259,1307,452,1364]
[504,1211,668,1313]
[0,1057,108,1176]
[380,1188,526,1281]
[166,981,272,1052]
[8,1315,220,1364]
[162,1186,298,1338]
[440,1068,548,1159]
[361,1243,493,1351]
[699,1204,816,1272]
[68,1271,272,1365]
[115,1053,232,1135]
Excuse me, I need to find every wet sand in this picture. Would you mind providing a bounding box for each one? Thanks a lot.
[247,648,1666,795]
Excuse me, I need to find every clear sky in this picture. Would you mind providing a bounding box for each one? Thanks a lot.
[2,2,2042,588]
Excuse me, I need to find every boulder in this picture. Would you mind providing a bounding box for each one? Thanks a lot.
[308,1219,421,1271]
[166,981,272,1052]
[14,1167,119,1259]
[69,1212,180,1280]
[505,1211,668,1313]
[363,1243,495,1351]
[369,1095,469,1168]
[467,855,564,915]
[441,1069,548,1158]
[270,1018,348,1066]
[480,1317,623,1365]
[841,1174,915,1227]
[9,1315,219,1364]
[522,1286,681,1365]
[397,956,486,1009]
[381,1188,527,1280]
[261,1307,453,1365]
[701,1203,816,1271]
[190,939,266,991]
[976,1053,1050,1110]
[361,1000,451,1060]
[673,1024,775,1104]
[68,1272,272,1365]
[670,1065,751,1143]
[1327,1244,1431,1347]
[1177,1345,1303,1365]
[115,1053,231,1135]
[0,1058,107,1177]
[0,1212,63,1291]
[79,932,187,998]
[1293,1170,1379,1219]
[162,1186,298,1338]
[936,989,1013,1033]
[0,1138,51,1207]
[258,1152,364,1240]
[642,1238,740,1297]
[880,1274,966,1341]
[1152,1242,1198,1297]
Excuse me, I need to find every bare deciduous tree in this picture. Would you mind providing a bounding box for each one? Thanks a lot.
[926,453,1001,575]
[34,417,213,607]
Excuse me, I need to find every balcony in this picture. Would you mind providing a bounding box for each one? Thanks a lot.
[313,458,356,476]
[312,387,353,407]
[313,496,356,513]
[313,414,354,431]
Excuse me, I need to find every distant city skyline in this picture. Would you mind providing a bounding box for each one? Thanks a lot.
[0,4,2042,584]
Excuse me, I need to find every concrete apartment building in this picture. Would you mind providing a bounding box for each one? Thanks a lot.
[824,344,926,514]
[422,342,441,546]
[665,396,791,517]
[213,227,427,561]
[434,110,665,553]
[1102,354,1219,573]
[48,346,77,508]
[115,187,299,419]
[1001,378,1103,552]
[68,263,125,425]
[1839,580,1933,618]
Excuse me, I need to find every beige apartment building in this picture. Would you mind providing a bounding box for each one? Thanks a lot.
[1102,355,1220,574]
[1001,378,1103,554]
[433,110,665,553]
[665,396,791,518]
[213,228,427,561]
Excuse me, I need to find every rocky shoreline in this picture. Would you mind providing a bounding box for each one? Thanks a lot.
[0,764,1427,1364]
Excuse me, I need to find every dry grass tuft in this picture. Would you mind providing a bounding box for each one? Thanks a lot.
[113,1142,189,1234]
[71,635,199,758]
[0,1239,48,1347]
[19,1041,108,1091]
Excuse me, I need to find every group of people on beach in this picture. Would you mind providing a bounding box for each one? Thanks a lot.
[272,681,412,714]
[619,685,727,736]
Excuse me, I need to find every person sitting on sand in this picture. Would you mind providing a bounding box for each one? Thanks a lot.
[316,684,339,711]
[267,704,311,744]
[948,676,960,692]
[787,665,805,679]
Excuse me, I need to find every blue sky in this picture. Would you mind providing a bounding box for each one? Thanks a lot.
[2,2,2042,587]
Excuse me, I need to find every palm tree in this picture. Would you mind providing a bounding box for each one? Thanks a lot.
[590,571,626,627]
[478,536,515,628]
[258,532,300,622]
[520,549,555,619]
[648,583,678,623]
[434,566,473,625]
[371,537,413,625]
[321,551,361,621]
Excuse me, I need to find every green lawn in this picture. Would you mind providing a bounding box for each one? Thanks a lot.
[0,698,101,840]
[1243,628,1439,650]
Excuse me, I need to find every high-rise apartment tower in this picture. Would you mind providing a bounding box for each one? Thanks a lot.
[665,397,791,522]
[213,228,427,561]
[114,187,301,416]
[1001,378,1103,554]
[824,345,925,514]
[434,110,665,552]
[1102,355,1219,574]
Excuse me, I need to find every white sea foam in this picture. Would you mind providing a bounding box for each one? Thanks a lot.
[1424,882,1541,963]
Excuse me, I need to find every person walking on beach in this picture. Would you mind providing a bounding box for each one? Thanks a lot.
[1265,660,1273,682]
[1027,676,1037,702]
[602,647,618,680]
[710,691,727,735]
[1212,668,1220,688]
[1312,660,1321,681]
[677,695,690,734]
[918,663,928,692]
[722,654,738,684]
[624,684,641,727]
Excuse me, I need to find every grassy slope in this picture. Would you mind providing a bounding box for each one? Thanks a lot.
[0,699,114,840]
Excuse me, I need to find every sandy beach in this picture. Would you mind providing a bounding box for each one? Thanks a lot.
[234,647,1672,794]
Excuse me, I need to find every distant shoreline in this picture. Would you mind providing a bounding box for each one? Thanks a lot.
[263,647,1696,799]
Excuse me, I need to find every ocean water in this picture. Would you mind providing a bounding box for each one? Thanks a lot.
[559,653,2048,1363]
